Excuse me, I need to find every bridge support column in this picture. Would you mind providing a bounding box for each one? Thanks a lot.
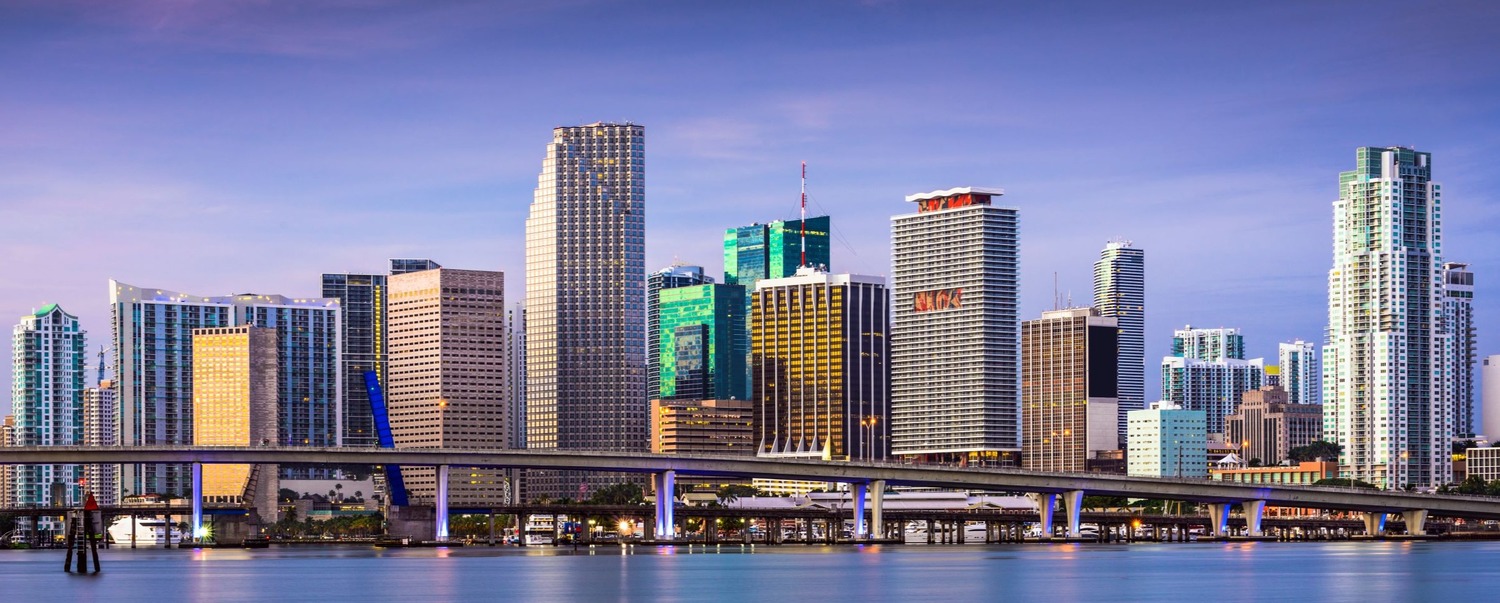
[191,462,204,543]
[1062,490,1084,539]
[653,471,676,541]
[435,465,449,542]
[1207,503,1231,538]
[853,482,868,539]
[870,480,885,540]
[1029,493,1057,540]
[1363,512,1387,537]
[1244,500,1266,537]
[1402,510,1428,536]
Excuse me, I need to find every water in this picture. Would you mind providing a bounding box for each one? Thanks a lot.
[2,541,1497,602]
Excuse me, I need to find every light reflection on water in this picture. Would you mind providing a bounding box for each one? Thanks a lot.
[2,541,1497,602]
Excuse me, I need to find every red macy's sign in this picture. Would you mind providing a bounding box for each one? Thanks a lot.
[913,288,962,312]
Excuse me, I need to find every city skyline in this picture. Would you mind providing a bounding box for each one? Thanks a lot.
[2,2,1499,418]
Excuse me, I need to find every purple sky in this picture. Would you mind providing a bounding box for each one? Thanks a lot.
[3,1,1499,417]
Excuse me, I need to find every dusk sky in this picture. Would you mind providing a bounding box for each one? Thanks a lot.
[3,1,1498,416]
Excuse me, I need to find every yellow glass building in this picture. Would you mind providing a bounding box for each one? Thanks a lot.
[192,326,278,505]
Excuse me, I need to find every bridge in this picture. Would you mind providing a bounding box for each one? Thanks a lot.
[4,445,1498,542]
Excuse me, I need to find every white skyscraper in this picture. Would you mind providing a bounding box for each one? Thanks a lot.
[83,381,118,506]
[1161,326,1265,435]
[1483,356,1500,441]
[1441,262,1476,437]
[1324,146,1449,489]
[1094,240,1145,440]
[1278,341,1320,405]
[891,187,1020,464]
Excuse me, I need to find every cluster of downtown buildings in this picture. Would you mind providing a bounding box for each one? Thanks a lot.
[2,126,1493,518]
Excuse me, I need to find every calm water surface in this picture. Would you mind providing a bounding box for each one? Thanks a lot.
[2,541,1496,602]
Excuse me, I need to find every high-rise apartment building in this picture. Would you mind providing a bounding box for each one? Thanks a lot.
[111,282,340,497]
[1094,240,1145,441]
[192,326,279,515]
[1161,326,1266,435]
[1324,146,1449,489]
[1278,341,1320,406]
[752,269,890,461]
[647,264,713,402]
[1126,401,1206,478]
[1484,356,1500,440]
[389,268,510,505]
[524,123,646,498]
[321,271,388,448]
[657,284,746,402]
[82,380,118,506]
[1020,308,1120,472]
[890,187,1020,465]
[12,305,86,516]
[1442,262,1476,437]
[1225,385,1323,467]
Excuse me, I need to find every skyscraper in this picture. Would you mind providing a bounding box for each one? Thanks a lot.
[1484,356,1500,440]
[1442,262,1476,437]
[388,268,509,504]
[724,216,832,286]
[524,122,646,498]
[192,326,278,515]
[890,187,1020,465]
[1277,341,1320,405]
[506,303,527,451]
[1161,326,1266,435]
[82,380,118,506]
[12,304,86,518]
[647,264,713,402]
[752,268,889,461]
[657,283,746,401]
[321,271,388,448]
[1225,385,1323,466]
[1020,308,1119,472]
[1093,240,1145,439]
[1324,146,1449,489]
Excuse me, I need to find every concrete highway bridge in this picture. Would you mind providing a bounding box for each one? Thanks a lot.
[4,446,1499,542]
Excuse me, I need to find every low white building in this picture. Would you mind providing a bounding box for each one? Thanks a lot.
[1127,401,1207,478]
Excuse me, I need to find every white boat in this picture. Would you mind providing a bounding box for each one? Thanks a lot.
[108,516,184,546]
[904,521,988,543]
[523,514,557,545]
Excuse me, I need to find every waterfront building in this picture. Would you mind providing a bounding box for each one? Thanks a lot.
[1324,146,1449,489]
[1484,356,1500,440]
[82,380,118,506]
[1126,401,1206,478]
[650,398,755,455]
[0,415,14,509]
[507,304,526,450]
[1277,341,1320,405]
[191,326,278,515]
[321,271,388,448]
[1020,308,1120,472]
[1161,326,1266,435]
[647,264,714,402]
[1224,385,1323,466]
[752,268,890,461]
[1467,447,1500,482]
[1441,262,1476,437]
[388,268,510,505]
[111,281,340,497]
[890,187,1020,466]
[390,258,442,275]
[657,284,746,401]
[1093,240,1145,441]
[12,304,86,516]
[1211,461,1339,485]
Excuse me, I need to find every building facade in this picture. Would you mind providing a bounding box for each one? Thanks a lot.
[1323,147,1450,489]
[0,415,14,509]
[650,398,755,455]
[1020,308,1120,472]
[752,269,890,461]
[657,284,746,402]
[1211,461,1339,485]
[1161,326,1265,435]
[1442,262,1476,437]
[390,258,442,275]
[12,305,86,514]
[321,271,388,448]
[724,216,832,287]
[890,187,1020,465]
[191,326,279,512]
[1094,240,1145,441]
[1224,385,1323,466]
[1485,355,1500,440]
[647,264,714,402]
[1278,341,1320,406]
[82,381,118,506]
[388,268,510,505]
[1126,401,1207,478]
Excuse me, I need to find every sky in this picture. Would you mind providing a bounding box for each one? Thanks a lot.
[2,0,1499,417]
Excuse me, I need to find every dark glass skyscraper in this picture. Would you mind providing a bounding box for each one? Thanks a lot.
[723,216,831,286]
[321,271,388,448]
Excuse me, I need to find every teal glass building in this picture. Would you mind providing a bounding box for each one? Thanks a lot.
[657,284,746,401]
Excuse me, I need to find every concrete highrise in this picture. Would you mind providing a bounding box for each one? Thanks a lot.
[321,271,388,448]
[1442,262,1476,437]
[1324,146,1449,489]
[389,267,510,505]
[1225,385,1323,467]
[752,268,890,461]
[524,123,646,499]
[82,381,118,506]
[1020,308,1120,472]
[647,264,713,402]
[890,187,1020,465]
[1484,356,1500,440]
[1278,341,1320,406]
[1094,240,1145,441]
[1161,326,1266,435]
[12,305,86,519]
[192,326,278,514]
[0,415,14,509]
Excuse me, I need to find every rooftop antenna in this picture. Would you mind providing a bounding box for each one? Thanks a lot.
[800,161,807,269]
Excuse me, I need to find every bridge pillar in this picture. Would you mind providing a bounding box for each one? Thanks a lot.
[1363,512,1387,537]
[1207,503,1231,538]
[1244,500,1266,537]
[435,464,449,542]
[870,480,886,540]
[1029,493,1057,540]
[1062,490,1084,539]
[191,462,204,543]
[653,471,676,541]
[1402,510,1428,536]
[853,482,868,539]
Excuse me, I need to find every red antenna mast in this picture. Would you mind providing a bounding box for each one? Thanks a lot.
[800,161,807,268]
